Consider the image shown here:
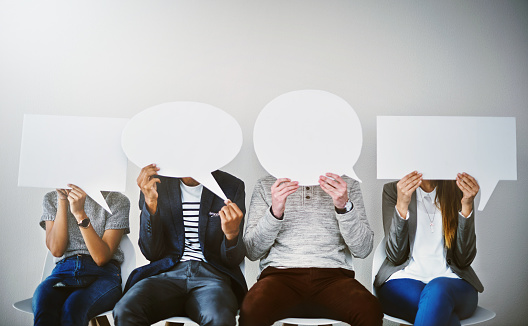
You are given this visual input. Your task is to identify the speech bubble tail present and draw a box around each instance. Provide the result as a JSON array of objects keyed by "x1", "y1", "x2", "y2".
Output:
[
  {"x1": 477, "y1": 178, "x2": 498, "y2": 211},
  {"x1": 194, "y1": 173, "x2": 228, "y2": 201},
  {"x1": 83, "y1": 187, "x2": 112, "y2": 214},
  {"x1": 346, "y1": 170, "x2": 362, "y2": 183}
]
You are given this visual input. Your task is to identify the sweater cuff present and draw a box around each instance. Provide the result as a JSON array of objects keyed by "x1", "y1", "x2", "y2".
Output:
[
  {"x1": 269, "y1": 206, "x2": 284, "y2": 220},
  {"x1": 264, "y1": 207, "x2": 284, "y2": 228}
]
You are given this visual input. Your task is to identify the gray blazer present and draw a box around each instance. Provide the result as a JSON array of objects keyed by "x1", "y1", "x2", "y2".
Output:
[{"x1": 373, "y1": 181, "x2": 484, "y2": 293}]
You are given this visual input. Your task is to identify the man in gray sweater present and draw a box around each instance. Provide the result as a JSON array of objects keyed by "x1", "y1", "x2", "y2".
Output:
[{"x1": 240, "y1": 173, "x2": 382, "y2": 326}]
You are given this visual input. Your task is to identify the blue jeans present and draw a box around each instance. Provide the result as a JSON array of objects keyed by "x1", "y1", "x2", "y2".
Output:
[
  {"x1": 33, "y1": 255, "x2": 122, "y2": 326},
  {"x1": 377, "y1": 277, "x2": 478, "y2": 326},
  {"x1": 113, "y1": 260, "x2": 238, "y2": 326}
]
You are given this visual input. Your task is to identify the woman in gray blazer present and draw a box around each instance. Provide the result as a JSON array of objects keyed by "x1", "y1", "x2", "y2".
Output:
[{"x1": 374, "y1": 171, "x2": 483, "y2": 326}]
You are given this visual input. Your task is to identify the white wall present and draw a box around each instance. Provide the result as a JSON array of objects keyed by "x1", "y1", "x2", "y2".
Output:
[{"x1": 1, "y1": 1, "x2": 527, "y2": 325}]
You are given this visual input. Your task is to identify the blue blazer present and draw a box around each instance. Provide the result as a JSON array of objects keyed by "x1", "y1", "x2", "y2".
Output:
[{"x1": 124, "y1": 170, "x2": 248, "y2": 303}]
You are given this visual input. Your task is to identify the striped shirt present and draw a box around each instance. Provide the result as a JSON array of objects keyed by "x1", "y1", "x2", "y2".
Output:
[{"x1": 180, "y1": 182, "x2": 205, "y2": 262}]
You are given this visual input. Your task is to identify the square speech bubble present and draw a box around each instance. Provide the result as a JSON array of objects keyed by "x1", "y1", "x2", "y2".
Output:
[
  {"x1": 377, "y1": 116, "x2": 517, "y2": 211},
  {"x1": 18, "y1": 114, "x2": 129, "y2": 213}
]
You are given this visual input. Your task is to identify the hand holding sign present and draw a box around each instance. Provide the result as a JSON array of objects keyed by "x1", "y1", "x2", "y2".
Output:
[
  {"x1": 270, "y1": 178, "x2": 299, "y2": 218},
  {"x1": 219, "y1": 199, "x2": 244, "y2": 241},
  {"x1": 136, "y1": 164, "x2": 161, "y2": 214},
  {"x1": 121, "y1": 102, "x2": 243, "y2": 200},
  {"x1": 254, "y1": 90, "x2": 363, "y2": 185}
]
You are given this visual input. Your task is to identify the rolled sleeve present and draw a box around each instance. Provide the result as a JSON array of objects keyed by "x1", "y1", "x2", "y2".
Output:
[
  {"x1": 40, "y1": 191, "x2": 58, "y2": 230},
  {"x1": 104, "y1": 192, "x2": 131, "y2": 234}
]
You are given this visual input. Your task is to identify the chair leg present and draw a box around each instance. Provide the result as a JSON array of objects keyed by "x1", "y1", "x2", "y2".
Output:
[
  {"x1": 88, "y1": 316, "x2": 111, "y2": 326},
  {"x1": 165, "y1": 323, "x2": 184, "y2": 326},
  {"x1": 95, "y1": 316, "x2": 111, "y2": 326}
]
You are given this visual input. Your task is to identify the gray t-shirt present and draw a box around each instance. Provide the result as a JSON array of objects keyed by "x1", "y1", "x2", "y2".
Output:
[{"x1": 40, "y1": 191, "x2": 130, "y2": 264}]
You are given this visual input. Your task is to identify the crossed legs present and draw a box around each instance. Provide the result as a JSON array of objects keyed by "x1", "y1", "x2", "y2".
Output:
[{"x1": 377, "y1": 277, "x2": 478, "y2": 326}]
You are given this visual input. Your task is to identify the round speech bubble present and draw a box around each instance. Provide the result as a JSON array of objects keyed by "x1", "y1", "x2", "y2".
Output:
[
  {"x1": 121, "y1": 102, "x2": 243, "y2": 200},
  {"x1": 253, "y1": 90, "x2": 362, "y2": 185}
]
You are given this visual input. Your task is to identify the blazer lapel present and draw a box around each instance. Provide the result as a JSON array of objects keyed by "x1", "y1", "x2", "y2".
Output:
[
  {"x1": 408, "y1": 192, "x2": 418, "y2": 250},
  {"x1": 198, "y1": 186, "x2": 216, "y2": 251},
  {"x1": 167, "y1": 178, "x2": 184, "y2": 247}
]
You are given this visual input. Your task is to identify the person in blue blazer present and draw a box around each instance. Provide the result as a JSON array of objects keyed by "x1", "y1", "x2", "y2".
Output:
[{"x1": 114, "y1": 164, "x2": 246, "y2": 326}]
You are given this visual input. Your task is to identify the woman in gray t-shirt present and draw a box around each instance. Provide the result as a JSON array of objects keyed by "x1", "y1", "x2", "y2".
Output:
[{"x1": 32, "y1": 184, "x2": 130, "y2": 326}]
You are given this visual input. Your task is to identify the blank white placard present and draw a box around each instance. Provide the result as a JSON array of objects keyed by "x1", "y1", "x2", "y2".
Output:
[
  {"x1": 18, "y1": 114, "x2": 129, "y2": 212},
  {"x1": 377, "y1": 116, "x2": 517, "y2": 210}
]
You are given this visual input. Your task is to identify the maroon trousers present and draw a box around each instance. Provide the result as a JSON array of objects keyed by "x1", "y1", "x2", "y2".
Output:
[{"x1": 239, "y1": 267, "x2": 383, "y2": 326}]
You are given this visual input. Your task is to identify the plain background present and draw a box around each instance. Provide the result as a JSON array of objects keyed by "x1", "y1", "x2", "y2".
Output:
[{"x1": 1, "y1": 1, "x2": 527, "y2": 325}]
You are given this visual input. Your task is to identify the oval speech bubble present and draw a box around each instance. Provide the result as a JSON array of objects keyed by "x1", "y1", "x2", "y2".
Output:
[
  {"x1": 121, "y1": 102, "x2": 243, "y2": 200},
  {"x1": 253, "y1": 90, "x2": 363, "y2": 185}
]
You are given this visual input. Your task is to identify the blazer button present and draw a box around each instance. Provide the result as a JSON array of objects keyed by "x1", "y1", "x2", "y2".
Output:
[{"x1": 447, "y1": 258, "x2": 452, "y2": 265}]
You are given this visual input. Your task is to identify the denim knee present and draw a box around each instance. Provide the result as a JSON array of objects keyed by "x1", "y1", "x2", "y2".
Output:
[
  {"x1": 199, "y1": 307, "x2": 236, "y2": 326},
  {"x1": 112, "y1": 296, "x2": 132, "y2": 323},
  {"x1": 421, "y1": 278, "x2": 456, "y2": 301},
  {"x1": 60, "y1": 309, "x2": 90, "y2": 326}
]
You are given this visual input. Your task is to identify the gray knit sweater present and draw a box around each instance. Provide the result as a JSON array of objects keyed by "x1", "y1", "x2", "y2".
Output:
[
  {"x1": 244, "y1": 175, "x2": 373, "y2": 272},
  {"x1": 40, "y1": 191, "x2": 130, "y2": 263}
]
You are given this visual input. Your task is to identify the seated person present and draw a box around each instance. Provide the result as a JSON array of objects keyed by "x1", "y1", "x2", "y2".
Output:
[
  {"x1": 374, "y1": 171, "x2": 483, "y2": 326},
  {"x1": 240, "y1": 173, "x2": 383, "y2": 326},
  {"x1": 113, "y1": 164, "x2": 246, "y2": 326},
  {"x1": 33, "y1": 184, "x2": 130, "y2": 326}
]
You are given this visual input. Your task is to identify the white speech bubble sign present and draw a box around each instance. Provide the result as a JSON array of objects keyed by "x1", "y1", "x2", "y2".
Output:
[
  {"x1": 121, "y1": 102, "x2": 243, "y2": 200},
  {"x1": 254, "y1": 90, "x2": 362, "y2": 185},
  {"x1": 377, "y1": 116, "x2": 517, "y2": 210},
  {"x1": 18, "y1": 114, "x2": 129, "y2": 213}
]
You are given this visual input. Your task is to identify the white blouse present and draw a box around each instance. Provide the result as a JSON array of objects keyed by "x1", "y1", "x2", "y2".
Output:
[{"x1": 388, "y1": 187, "x2": 462, "y2": 283}]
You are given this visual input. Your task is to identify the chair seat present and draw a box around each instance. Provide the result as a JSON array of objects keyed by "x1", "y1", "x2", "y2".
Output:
[
  {"x1": 383, "y1": 306, "x2": 496, "y2": 325},
  {"x1": 163, "y1": 316, "x2": 197, "y2": 324},
  {"x1": 12, "y1": 298, "x2": 33, "y2": 314},
  {"x1": 460, "y1": 306, "x2": 496, "y2": 326},
  {"x1": 163, "y1": 316, "x2": 342, "y2": 325},
  {"x1": 383, "y1": 314, "x2": 412, "y2": 325},
  {"x1": 278, "y1": 317, "x2": 341, "y2": 324}
]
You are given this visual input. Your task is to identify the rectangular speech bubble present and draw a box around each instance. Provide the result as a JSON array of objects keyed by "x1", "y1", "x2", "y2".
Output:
[
  {"x1": 18, "y1": 114, "x2": 129, "y2": 213},
  {"x1": 377, "y1": 116, "x2": 517, "y2": 211}
]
